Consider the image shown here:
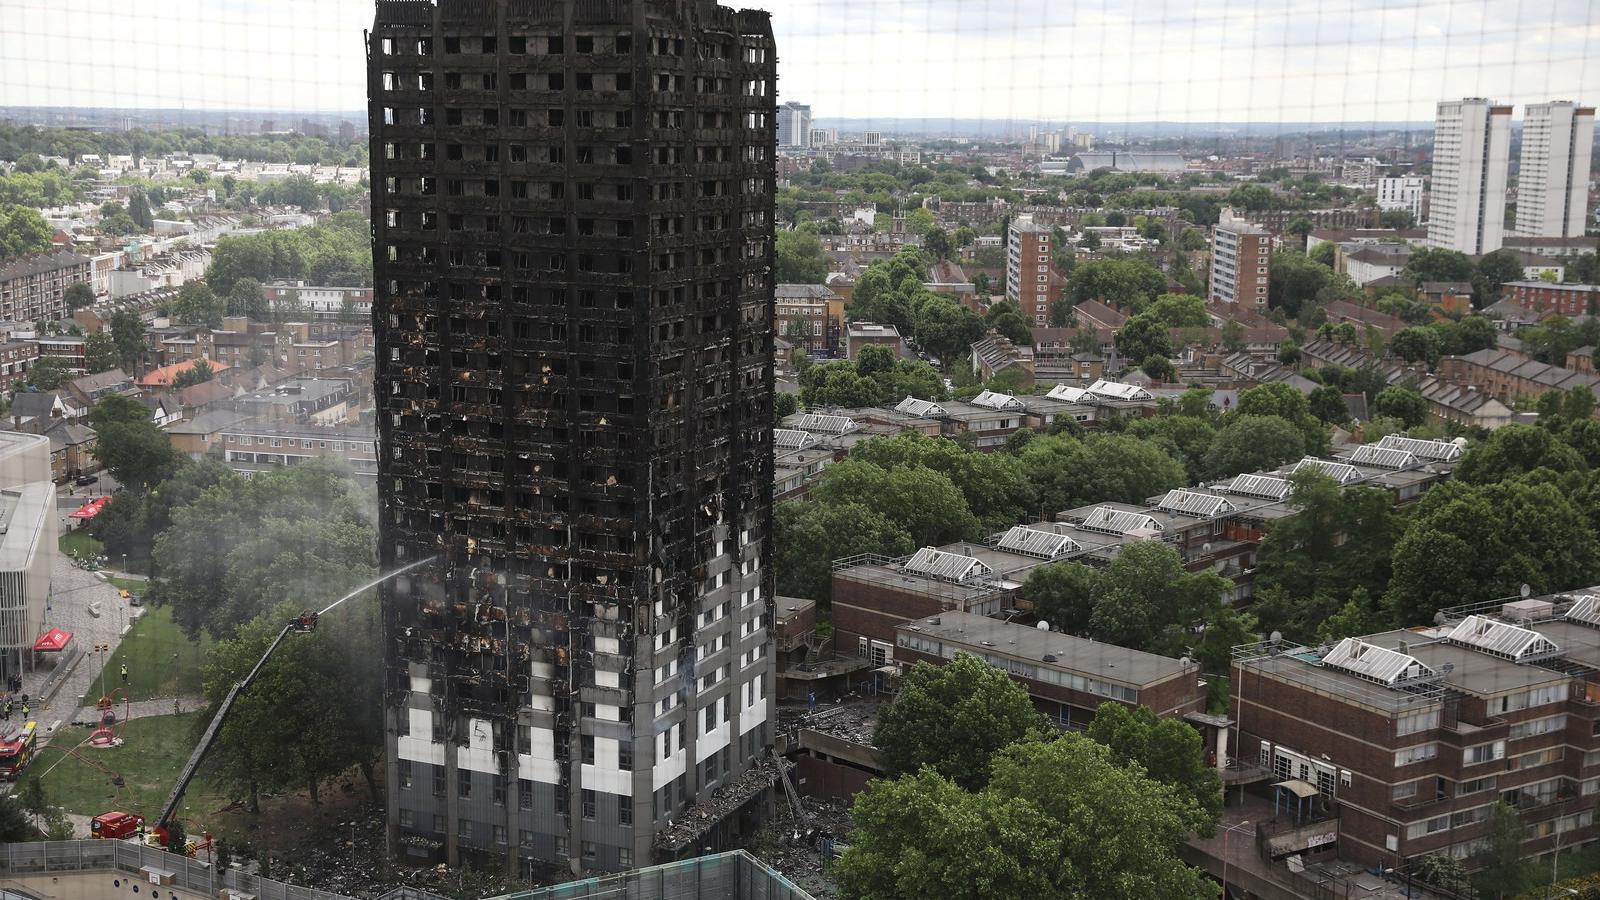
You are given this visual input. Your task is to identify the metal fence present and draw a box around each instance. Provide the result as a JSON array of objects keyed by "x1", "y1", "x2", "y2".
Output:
[
  {"x1": 0, "y1": 843, "x2": 813, "y2": 900},
  {"x1": 484, "y1": 851, "x2": 815, "y2": 900},
  {"x1": 0, "y1": 840, "x2": 362, "y2": 900}
]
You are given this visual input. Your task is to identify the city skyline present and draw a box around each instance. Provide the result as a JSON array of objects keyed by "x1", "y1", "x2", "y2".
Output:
[{"x1": 2, "y1": 0, "x2": 1597, "y2": 124}]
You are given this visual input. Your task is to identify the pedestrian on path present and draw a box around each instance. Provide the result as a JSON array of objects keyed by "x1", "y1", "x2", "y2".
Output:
[
  {"x1": 120, "y1": 663, "x2": 128, "y2": 685},
  {"x1": 20, "y1": 702, "x2": 28, "y2": 720},
  {"x1": 1, "y1": 697, "x2": 9, "y2": 721}
]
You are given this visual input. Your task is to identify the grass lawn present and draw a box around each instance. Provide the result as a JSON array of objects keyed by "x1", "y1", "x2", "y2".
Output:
[
  {"x1": 34, "y1": 714, "x2": 380, "y2": 851},
  {"x1": 32, "y1": 713, "x2": 229, "y2": 828},
  {"x1": 106, "y1": 575, "x2": 148, "y2": 596},
  {"x1": 86, "y1": 606, "x2": 209, "y2": 704},
  {"x1": 58, "y1": 530, "x2": 104, "y2": 560}
]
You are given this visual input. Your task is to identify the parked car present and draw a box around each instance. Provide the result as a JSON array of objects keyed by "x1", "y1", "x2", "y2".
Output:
[{"x1": 74, "y1": 474, "x2": 99, "y2": 486}]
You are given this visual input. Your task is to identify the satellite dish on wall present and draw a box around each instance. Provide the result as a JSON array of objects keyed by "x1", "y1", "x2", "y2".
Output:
[
  {"x1": 1036, "y1": 620, "x2": 1050, "y2": 631},
  {"x1": 1201, "y1": 543, "x2": 1213, "y2": 554},
  {"x1": 1434, "y1": 611, "x2": 1448, "y2": 626},
  {"x1": 1269, "y1": 630, "x2": 1283, "y2": 643},
  {"x1": 1521, "y1": 583, "x2": 1532, "y2": 599}
]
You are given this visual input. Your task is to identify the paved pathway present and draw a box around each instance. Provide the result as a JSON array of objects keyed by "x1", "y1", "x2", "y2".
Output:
[
  {"x1": 72, "y1": 696, "x2": 205, "y2": 726},
  {"x1": 17, "y1": 554, "x2": 138, "y2": 719}
]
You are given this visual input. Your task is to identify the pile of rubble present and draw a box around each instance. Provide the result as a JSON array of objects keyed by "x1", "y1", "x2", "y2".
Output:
[
  {"x1": 655, "y1": 755, "x2": 786, "y2": 853},
  {"x1": 782, "y1": 699, "x2": 880, "y2": 747},
  {"x1": 751, "y1": 796, "x2": 853, "y2": 900}
]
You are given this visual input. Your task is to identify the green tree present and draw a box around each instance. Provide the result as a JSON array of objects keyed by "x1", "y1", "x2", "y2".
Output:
[
  {"x1": 875, "y1": 654, "x2": 1042, "y2": 789},
  {"x1": 226, "y1": 277, "x2": 269, "y2": 320},
  {"x1": 905, "y1": 208, "x2": 936, "y2": 236},
  {"x1": 0, "y1": 791, "x2": 32, "y2": 841},
  {"x1": 1472, "y1": 803, "x2": 1533, "y2": 899},
  {"x1": 1386, "y1": 479, "x2": 1600, "y2": 626},
  {"x1": 774, "y1": 500, "x2": 914, "y2": 605},
  {"x1": 1453, "y1": 424, "x2": 1585, "y2": 485},
  {"x1": 1235, "y1": 381, "x2": 1329, "y2": 453},
  {"x1": 1145, "y1": 293, "x2": 1209, "y2": 328},
  {"x1": 128, "y1": 190, "x2": 154, "y2": 229},
  {"x1": 914, "y1": 299, "x2": 986, "y2": 366},
  {"x1": 202, "y1": 595, "x2": 384, "y2": 809},
  {"x1": 1114, "y1": 313, "x2": 1173, "y2": 363},
  {"x1": 25, "y1": 356, "x2": 71, "y2": 390},
  {"x1": 1307, "y1": 384, "x2": 1350, "y2": 425},
  {"x1": 1220, "y1": 319, "x2": 1247, "y2": 353},
  {"x1": 1022, "y1": 562, "x2": 1099, "y2": 631},
  {"x1": 171, "y1": 282, "x2": 225, "y2": 327},
  {"x1": 1087, "y1": 702, "x2": 1222, "y2": 829},
  {"x1": 849, "y1": 432, "x2": 1034, "y2": 532},
  {"x1": 1317, "y1": 588, "x2": 1384, "y2": 644},
  {"x1": 92, "y1": 414, "x2": 183, "y2": 489},
  {"x1": 1372, "y1": 386, "x2": 1428, "y2": 427},
  {"x1": 1065, "y1": 257, "x2": 1167, "y2": 311},
  {"x1": 172, "y1": 359, "x2": 216, "y2": 389},
  {"x1": 1141, "y1": 354, "x2": 1176, "y2": 383},
  {"x1": 773, "y1": 392, "x2": 800, "y2": 420},
  {"x1": 985, "y1": 301, "x2": 1033, "y2": 347},
  {"x1": 110, "y1": 310, "x2": 146, "y2": 372},
  {"x1": 1378, "y1": 208, "x2": 1416, "y2": 230},
  {"x1": 1404, "y1": 246, "x2": 1474, "y2": 284},
  {"x1": 88, "y1": 393, "x2": 150, "y2": 428},
  {"x1": 147, "y1": 461, "x2": 376, "y2": 638},
  {"x1": 810, "y1": 459, "x2": 978, "y2": 547},
  {"x1": 776, "y1": 229, "x2": 829, "y2": 284},
  {"x1": 0, "y1": 205, "x2": 52, "y2": 260},
  {"x1": 1390, "y1": 327, "x2": 1442, "y2": 368},
  {"x1": 1126, "y1": 415, "x2": 1218, "y2": 482},
  {"x1": 1472, "y1": 249, "x2": 1526, "y2": 306},
  {"x1": 1268, "y1": 250, "x2": 1331, "y2": 317},
  {"x1": 923, "y1": 228, "x2": 952, "y2": 261},
  {"x1": 17, "y1": 776, "x2": 46, "y2": 828},
  {"x1": 64, "y1": 282, "x2": 96, "y2": 311},
  {"x1": 1253, "y1": 472, "x2": 1398, "y2": 640},
  {"x1": 1019, "y1": 433, "x2": 1186, "y2": 513},
  {"x1": 835, "y1": 737, "x2": 1213, "y2": 900},
  {"x1": 1226, "y1": 184, "x2": 1276, "y2": 211},
  {"x1": 1204, "y1": 415, "x2": 1306, "y2": 478},
  {"x1": 1085, "y1": 540, "x2": 1235, "y2": 660}
]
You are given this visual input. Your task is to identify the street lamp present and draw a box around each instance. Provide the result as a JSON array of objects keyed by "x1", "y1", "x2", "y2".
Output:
[
  {"x1": 1220, "y1": 819, "x2": 1252, "y2": 900},
  {"x1": 94, "y1": 642, "x2": 111, "y2": 701}
]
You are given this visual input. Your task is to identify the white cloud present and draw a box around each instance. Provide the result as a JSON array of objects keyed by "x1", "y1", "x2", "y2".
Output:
[{"x1": 0, "y1": 0, "x2": 1594, "y2": 123}]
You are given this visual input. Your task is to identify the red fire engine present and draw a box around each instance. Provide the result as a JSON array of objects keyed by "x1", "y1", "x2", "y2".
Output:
[
  {"x1": 0, "y1": 722, "x2": 36, "y2": 781},
  {"x1": 91, "y1": 811, "x2": 143, "y2": 840}
]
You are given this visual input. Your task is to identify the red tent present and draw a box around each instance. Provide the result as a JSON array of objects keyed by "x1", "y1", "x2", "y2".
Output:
[
  {"x1": 69, "y1": 497, "x2": 111, "y2": 520},
  {"x1": 33, "y1": 629, "x2": 72, "y2": 652}
]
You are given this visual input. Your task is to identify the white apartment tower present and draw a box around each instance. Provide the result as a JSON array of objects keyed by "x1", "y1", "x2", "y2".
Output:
[
  {"x1": 1516, "y1": 101, "x2": 1595, "y2": 238},
  {"x1": 778, "y1": 101, "x2": 812, "y2": 149},
  {"x1": 1427, "y1": 98, "x2": 1512, "y2": 254},
  {"x1": 1376, "y1": 175, "x2": 1425, "y2": 224}
]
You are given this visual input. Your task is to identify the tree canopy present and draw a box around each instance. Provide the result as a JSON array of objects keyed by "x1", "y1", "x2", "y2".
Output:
[
  {"x1": 835, "y1": 736, "x2": 1213, "y2": 900},
  {"x1": 776, "y1": 229, "x2": 829, "y2": 284},
  {"x1": 874, "y1": 654, "x2": 1043, "y2": 790},
  {"x1": 148, "y1": 461, "x2": 378, "y2": 639}
]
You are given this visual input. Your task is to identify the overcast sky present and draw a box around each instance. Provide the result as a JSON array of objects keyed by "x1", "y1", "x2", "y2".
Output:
[{"x1": 1, "y1": 0, "x2": 1596, "y2": 124}]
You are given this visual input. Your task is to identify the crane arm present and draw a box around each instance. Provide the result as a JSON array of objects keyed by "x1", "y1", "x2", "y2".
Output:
[{"x1": 155, "y1": 621, "x2": 295, "y2": 831}]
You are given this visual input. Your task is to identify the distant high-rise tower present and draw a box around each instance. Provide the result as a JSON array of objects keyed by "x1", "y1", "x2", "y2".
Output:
[
  {"x1": 1427, "y1": 98, "x2": 1512, "y2": 254},
  {"x1": 1208, "y1": 207, "x2": 1272, "y2": 310},
  {"x1": 1516, "y1": 101, "x2": 1595, "y2": 238},
  {"x1": 368, "y1": 0, "x2": 777, "y2": 877},
  {"x1": 777, "y1": 101, "x2": 811, "y2": 149}
]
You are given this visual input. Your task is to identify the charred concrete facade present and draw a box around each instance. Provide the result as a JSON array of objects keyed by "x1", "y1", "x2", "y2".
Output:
[{"x1": 367, "y1": 0, "x2": 778, "y2": 877}]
